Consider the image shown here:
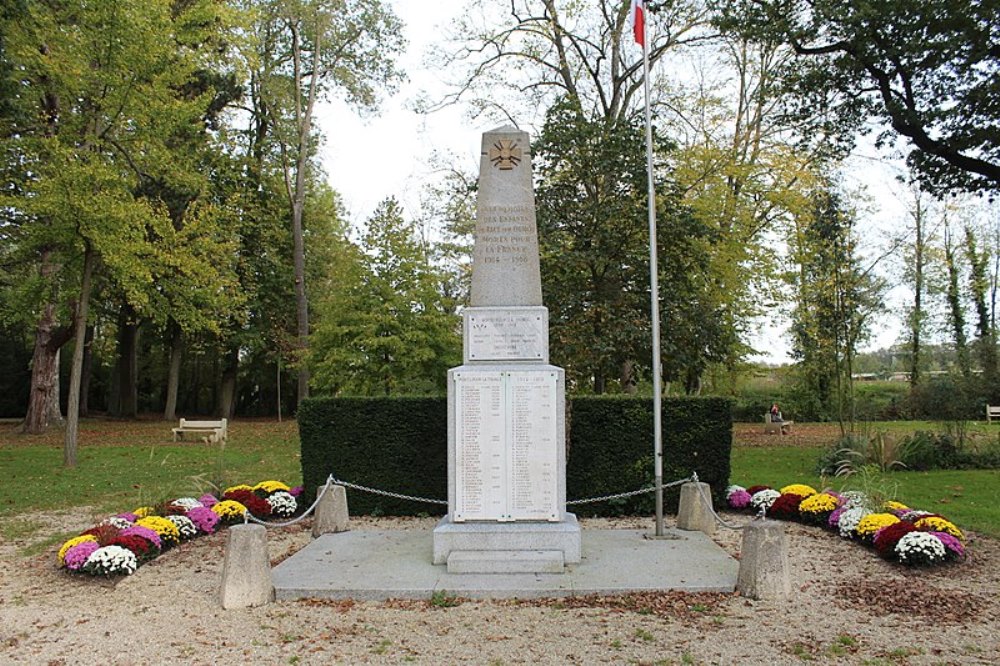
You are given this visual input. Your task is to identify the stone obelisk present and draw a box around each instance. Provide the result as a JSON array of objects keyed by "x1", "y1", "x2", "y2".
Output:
[{"x1": 432, "y1": 126, "x2": 581, "y2": 573}]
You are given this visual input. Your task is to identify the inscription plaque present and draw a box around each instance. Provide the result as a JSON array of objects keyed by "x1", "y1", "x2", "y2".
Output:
[
  {"x1": 467, "y1": 311, "x2": 546, "y2": 361},
  {"x1": 453, "y1": 370, "x2": 559, "y2": 522}
]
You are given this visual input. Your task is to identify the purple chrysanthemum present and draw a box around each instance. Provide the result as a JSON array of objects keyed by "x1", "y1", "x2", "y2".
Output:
[
  {"x1": 930, "y1": 531, "x2": 965, "y2": 559},
  {"x1": 198, "y1": 493, "x2": 218, "y2": 508},
  {"x1": 186, "y1": 506, "x2": 221, "y2": 534},
  {"x1": 289, "y1": 485, "x2": 303, "y2": 497},
  {"x1": 120, "y1": 525, "x2": 162, "y2": 549},
  {"x1": 117, "y1": 512, "x2": 138, "y2": 523},
  {"x1": 64, "y1": 541, "x2": 101, "y2": 571},
  {"x1": 828, "y1": 507, "x2": 846, "y2": 530},
  {"x1": 728, "y1": 489, "x2": 752, "y2": 509}
]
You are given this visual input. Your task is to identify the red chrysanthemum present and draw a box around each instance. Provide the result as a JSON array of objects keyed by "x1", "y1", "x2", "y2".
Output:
[
  {"x1": 767, "y1": 493, "x2": 806, "y2": 520},
  {"x1": 224, "y1": 489, "x2": 272, "y2": 518},
  {"x1": 746, "y1": 485, "x2": 772, "y2": 496},
  {"x1": 873, "y1": 521, "x2": 918, "y2": 558},
  {"x1": 108, "y1": 534, "x2": 159, "y2": 563},
  {"x1": 81, "y1": 524, "x2": 121, "y2": 546}
]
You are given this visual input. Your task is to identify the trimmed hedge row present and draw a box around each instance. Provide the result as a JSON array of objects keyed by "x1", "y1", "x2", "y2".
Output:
[{"x1": 299, "y1": 395, "x2": 732, "y2": 517}]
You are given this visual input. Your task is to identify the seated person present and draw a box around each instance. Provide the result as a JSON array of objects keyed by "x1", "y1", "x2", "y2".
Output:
[{"x1": 769, "y1": 403, "x2": 783, "y2": 422}]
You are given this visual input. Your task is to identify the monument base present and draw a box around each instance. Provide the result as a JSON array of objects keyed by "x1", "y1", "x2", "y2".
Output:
[{"x1": 432, "y1": 513, "x2": 582, "y2": 572}]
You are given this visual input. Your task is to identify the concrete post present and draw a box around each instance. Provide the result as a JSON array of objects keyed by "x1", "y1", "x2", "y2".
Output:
[
  {"x1": 312, "y1": 484, "x2": 349, "y2": 538},
  {"x1": 219, "y1": 523, "x2": 273, "y2": 609},
  {"x1": 676, "y1": 482, "x2": 716, "y2": 536},
  {"x1": 737, "y1": 519, "x2": 791, "y2": 600}
]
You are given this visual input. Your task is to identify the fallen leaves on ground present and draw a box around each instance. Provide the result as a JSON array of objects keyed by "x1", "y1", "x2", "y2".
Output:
[{"x1": 832, "y1": 578, "x2": 987, "y2": 623}]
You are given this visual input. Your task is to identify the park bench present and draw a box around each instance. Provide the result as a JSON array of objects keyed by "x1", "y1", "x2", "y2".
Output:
[
  {"x1": 763, "y1": 413, "x2": 793, "y2": 435},
  {"x1": 988, "y1": 405, "x2": 1000, "y2": 423},
  {"x1": 172, "y1": 418, "x2": 227, "y2": 443}
]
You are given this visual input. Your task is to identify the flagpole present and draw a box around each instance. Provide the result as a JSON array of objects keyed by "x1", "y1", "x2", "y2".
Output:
[{"x1": 639, "y1": 6, "x2": 664, "y2": 537}]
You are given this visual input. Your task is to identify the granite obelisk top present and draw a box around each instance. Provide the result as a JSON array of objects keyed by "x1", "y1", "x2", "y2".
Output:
[{"x1": 469, "y1": 125, "x2": 543, "y2": 307}]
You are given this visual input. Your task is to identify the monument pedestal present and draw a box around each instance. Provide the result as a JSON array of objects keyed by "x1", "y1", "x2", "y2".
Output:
[
  {"x1": 433, "y1": 514, "x2": 582, "y2": 572},
  {"x1": 433, "y1": 126, "x2": 581, "y2": 574}
]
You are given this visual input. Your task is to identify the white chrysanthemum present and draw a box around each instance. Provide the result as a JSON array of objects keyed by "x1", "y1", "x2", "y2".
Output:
[
  {"x1": 725, "y1": 484, "x2": 746, "y2": 499},
  {"x1": 100, "y1": 516, "x2": 133, "y2": 530},
  {"x1": 839, "y1": 491, "x2": 871, "y2": 510},
  {"x1": 165, "y1": 515, "x2": 198, "y2": 540},
  {"x1": 170, "y1": 497, "x2": 203, "y2": 511},
  {"x1": 83, "y1": 545, "x2": 138, "y2": 575},
  {"x1": 900, "y1": 509, "x2": 933, "y2": 522},
  {"x1": 837, "y1": 507, "x2": 868, "y2": 538},
  {"x1": 750, "y1": 489, "x2": 780, "y2": 512},
  {"x1": 266, "y1": 491, "x2": 297, "y2": 517},
  {"x1": 895, "y1": 532, "x2": 946, "y2": 564}
]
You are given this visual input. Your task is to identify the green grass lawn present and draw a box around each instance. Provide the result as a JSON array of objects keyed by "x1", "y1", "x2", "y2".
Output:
[
  {"x1": 731, "y1": 445, "x2": 1000, "y2": 537},
  {"x1": 0, "y1": 419, "x2": 302, "y2": 518}
]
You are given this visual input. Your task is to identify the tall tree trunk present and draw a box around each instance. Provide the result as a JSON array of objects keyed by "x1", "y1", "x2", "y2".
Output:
[
  {"x1": 79, "y1": 325, "x2": 94, "y2": 417},
  {"x1": 908, "y1": 195, "x2": 925, "y2": 387},
  {"x1": 22, "y1": 253, "x2": 72, "y2": 433},
  {"x1": 46, "y1": 347, "x2": 65, "y2": 424},
  {"x1": 112, "y1": 305, "x2": 140, "y2": 417},
  {"x1": 164, "y1": 322, "x2": 182, "y2": 421},
  {"x1": 944, "y1": 223, "x2": 971, "y2": 377},
  {"x1": 620, "y1": 360, "x2": 636, "y2": 394},
  {"x1": 216, "y1": 347, "x2": 238, "y2": 419},
  {"x1": 65, "y1": 247, "x2": 96, "y2": 467}
]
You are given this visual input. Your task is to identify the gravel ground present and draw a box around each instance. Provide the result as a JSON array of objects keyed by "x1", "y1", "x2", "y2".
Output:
[{"x1": 1, "y1": 511, "x2": 998, "y2": 665}]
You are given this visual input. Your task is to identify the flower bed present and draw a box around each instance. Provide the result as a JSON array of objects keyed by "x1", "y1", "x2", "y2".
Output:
[
  {"x1": 726, "y1": 483, "x2": 966, "y2": 566},
  {"x1": 57, "y1": 481, "x2": 303, "y2": 577}
]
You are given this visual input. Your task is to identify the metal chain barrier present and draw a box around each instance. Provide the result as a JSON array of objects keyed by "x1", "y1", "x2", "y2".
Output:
[
  {"x1": 243, "y1": 474, "x2": 338, "y2": 528},
  {"x1": 689, "y1": 471, "x2": 747, "y2": 531},
  {"x1": 565, "y1": 474, "x2": 695, "y2": 506},
  {"x1": 243, "y1": 472, "x2": 709, "y2": 526}
]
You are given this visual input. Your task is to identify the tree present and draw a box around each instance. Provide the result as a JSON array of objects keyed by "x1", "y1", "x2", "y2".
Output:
[
  {"x1": 311, "y1": 198, "x2": 461, "y2": 395},
  {"x1": 713, "y1": 0, "x2": 1000, "y2": 195},
  {"x1": 788, "y1": 184, "x2": 885, "y2": 427},
  {"x1": 964, "y1": 226, "x2": 998, "y2": 387},
  {"x1": 3, "y1": 0, "x2": 238, "y2": 462},
  {"x1": 942, "y1": 219, "x2": 972, "y2": 377},
  {"x1": 436, "y1": 0, "x2": 712, "y2": 126},
  {"x1": 252, "y1": 0, "x2": 405, "y2": 403}
]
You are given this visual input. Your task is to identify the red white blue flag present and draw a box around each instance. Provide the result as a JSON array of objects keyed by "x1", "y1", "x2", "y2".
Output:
[{"x1": 629, "y1": 0, "x2": 646, "y2": 47}]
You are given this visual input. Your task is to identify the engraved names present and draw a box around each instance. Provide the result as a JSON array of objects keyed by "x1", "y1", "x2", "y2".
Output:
[{"x1": 453, "y1": 370, "x2": 559, "y2": 522}]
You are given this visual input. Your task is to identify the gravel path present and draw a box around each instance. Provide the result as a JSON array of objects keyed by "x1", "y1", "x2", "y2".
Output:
[{"x1": 1, "y1": 512, "x2": 998, "y2": 665}]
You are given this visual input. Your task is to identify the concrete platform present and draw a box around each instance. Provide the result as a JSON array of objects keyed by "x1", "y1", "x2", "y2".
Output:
[{"x1": 272, "y1": 529, "x2": 737, "y2": 601}]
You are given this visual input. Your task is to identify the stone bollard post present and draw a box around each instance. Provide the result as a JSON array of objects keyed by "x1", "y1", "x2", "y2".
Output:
[
  {"x1": 737, "y1": 519, "x2": 791, "y2": 600},
  {"x1": 311, "y1": 484, "x2": 349, "y2": 538},
  {"x1": 219, "y1": 523, "x2": 273, "y2": 609},
  {"x1": 676, "y1": 482, "x2": 716, "y2": 536}
]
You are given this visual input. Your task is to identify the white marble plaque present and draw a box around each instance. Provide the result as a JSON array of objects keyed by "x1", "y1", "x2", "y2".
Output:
[
  {"x1": 467, "y1": 310, "x2": 546, "y2": 361},
  {"x1": 454, "y1": 373, "x2": 507, "y2": 521},
  {"x1": 508, "y1": 371, "x2": 559, "y2": 520},
  {"x1": 453, "y1": 370, "x2": 559, "y2": 522}
]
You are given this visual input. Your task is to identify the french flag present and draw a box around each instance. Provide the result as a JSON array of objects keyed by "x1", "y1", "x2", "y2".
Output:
[{"x1": 629, "y1": 0, "x2": 646, "y2": 47}]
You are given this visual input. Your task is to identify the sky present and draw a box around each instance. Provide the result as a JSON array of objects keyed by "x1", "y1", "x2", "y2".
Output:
[{"x1": 313, "y1": 1, "x2": 911, "y2": 365}]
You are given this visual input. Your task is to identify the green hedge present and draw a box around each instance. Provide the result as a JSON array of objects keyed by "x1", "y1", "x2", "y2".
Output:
[{"x1": 299, "y1": 395, "x2": 732, "y2": 516}]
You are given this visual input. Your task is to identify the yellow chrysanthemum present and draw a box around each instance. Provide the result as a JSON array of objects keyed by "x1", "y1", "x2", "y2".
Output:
[
  {"x1": 212, "y1": 499, "x2": 248, "y2": 519},
  {"x1": 253, "y1": 480, "x2": 290, "y2": 494},
  {"x1": 132, "y1": 506, "x2": 156, "y2": 518},
  {"x1": 799, "y1": 493, "x2": 838, "y2": 514},
  {"x1": 856, "y1": 512, "x2": 900, "y2": 537},
  {"x1": 779, "y1": 484, "x2": 817, "y2": 498},
  {"x1": 223, "y1": 484, "x2": 254, "y2": 496},
  {"x1": 883, "y1": 500, "x2": 909, "y2": 512},
  {"x1": 136, "y1": 516, "x2": 181, "y2": 540},
  {"x1": 914, "y1": 516, "x2": 964, "y2": 540},
  {"x1": 58, "y1": 534, "x2": 98, "y2": 565}
]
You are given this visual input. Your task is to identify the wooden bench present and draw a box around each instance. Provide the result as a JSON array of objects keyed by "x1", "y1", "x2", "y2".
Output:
[
  {"x1": 764, "y1": 413, "x2": 793, "y2": 435},
  {"x1": 172, "y1": 418, "x2": 227, "y2": 443},
  {"x1": 988, "y1": 405, "x2": 1000, "y2": 423}
]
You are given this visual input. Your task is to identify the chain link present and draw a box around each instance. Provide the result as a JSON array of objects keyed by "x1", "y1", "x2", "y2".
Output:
[
  {"x1": 244, "y1": 473, "x2": 709, "y2": 526},
  {"x1": 691, "y1": 476, "x2": 747, "y2": 531},
  {"x1": 243, "y1": 474, "x2": 339, "y2": 528}
]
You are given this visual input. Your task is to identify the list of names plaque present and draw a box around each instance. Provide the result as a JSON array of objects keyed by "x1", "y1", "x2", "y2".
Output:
[
  {"x1": 467, "y1": 310, "x2": 546, "y2": 361},
  {"x1": 453, "y1": 370, "x2": 558, "y2": 522}
]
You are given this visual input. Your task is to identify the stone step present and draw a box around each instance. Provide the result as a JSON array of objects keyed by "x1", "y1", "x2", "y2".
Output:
[{"x1": 447, "y1": 549, "x2": 565, "y2": 574}]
